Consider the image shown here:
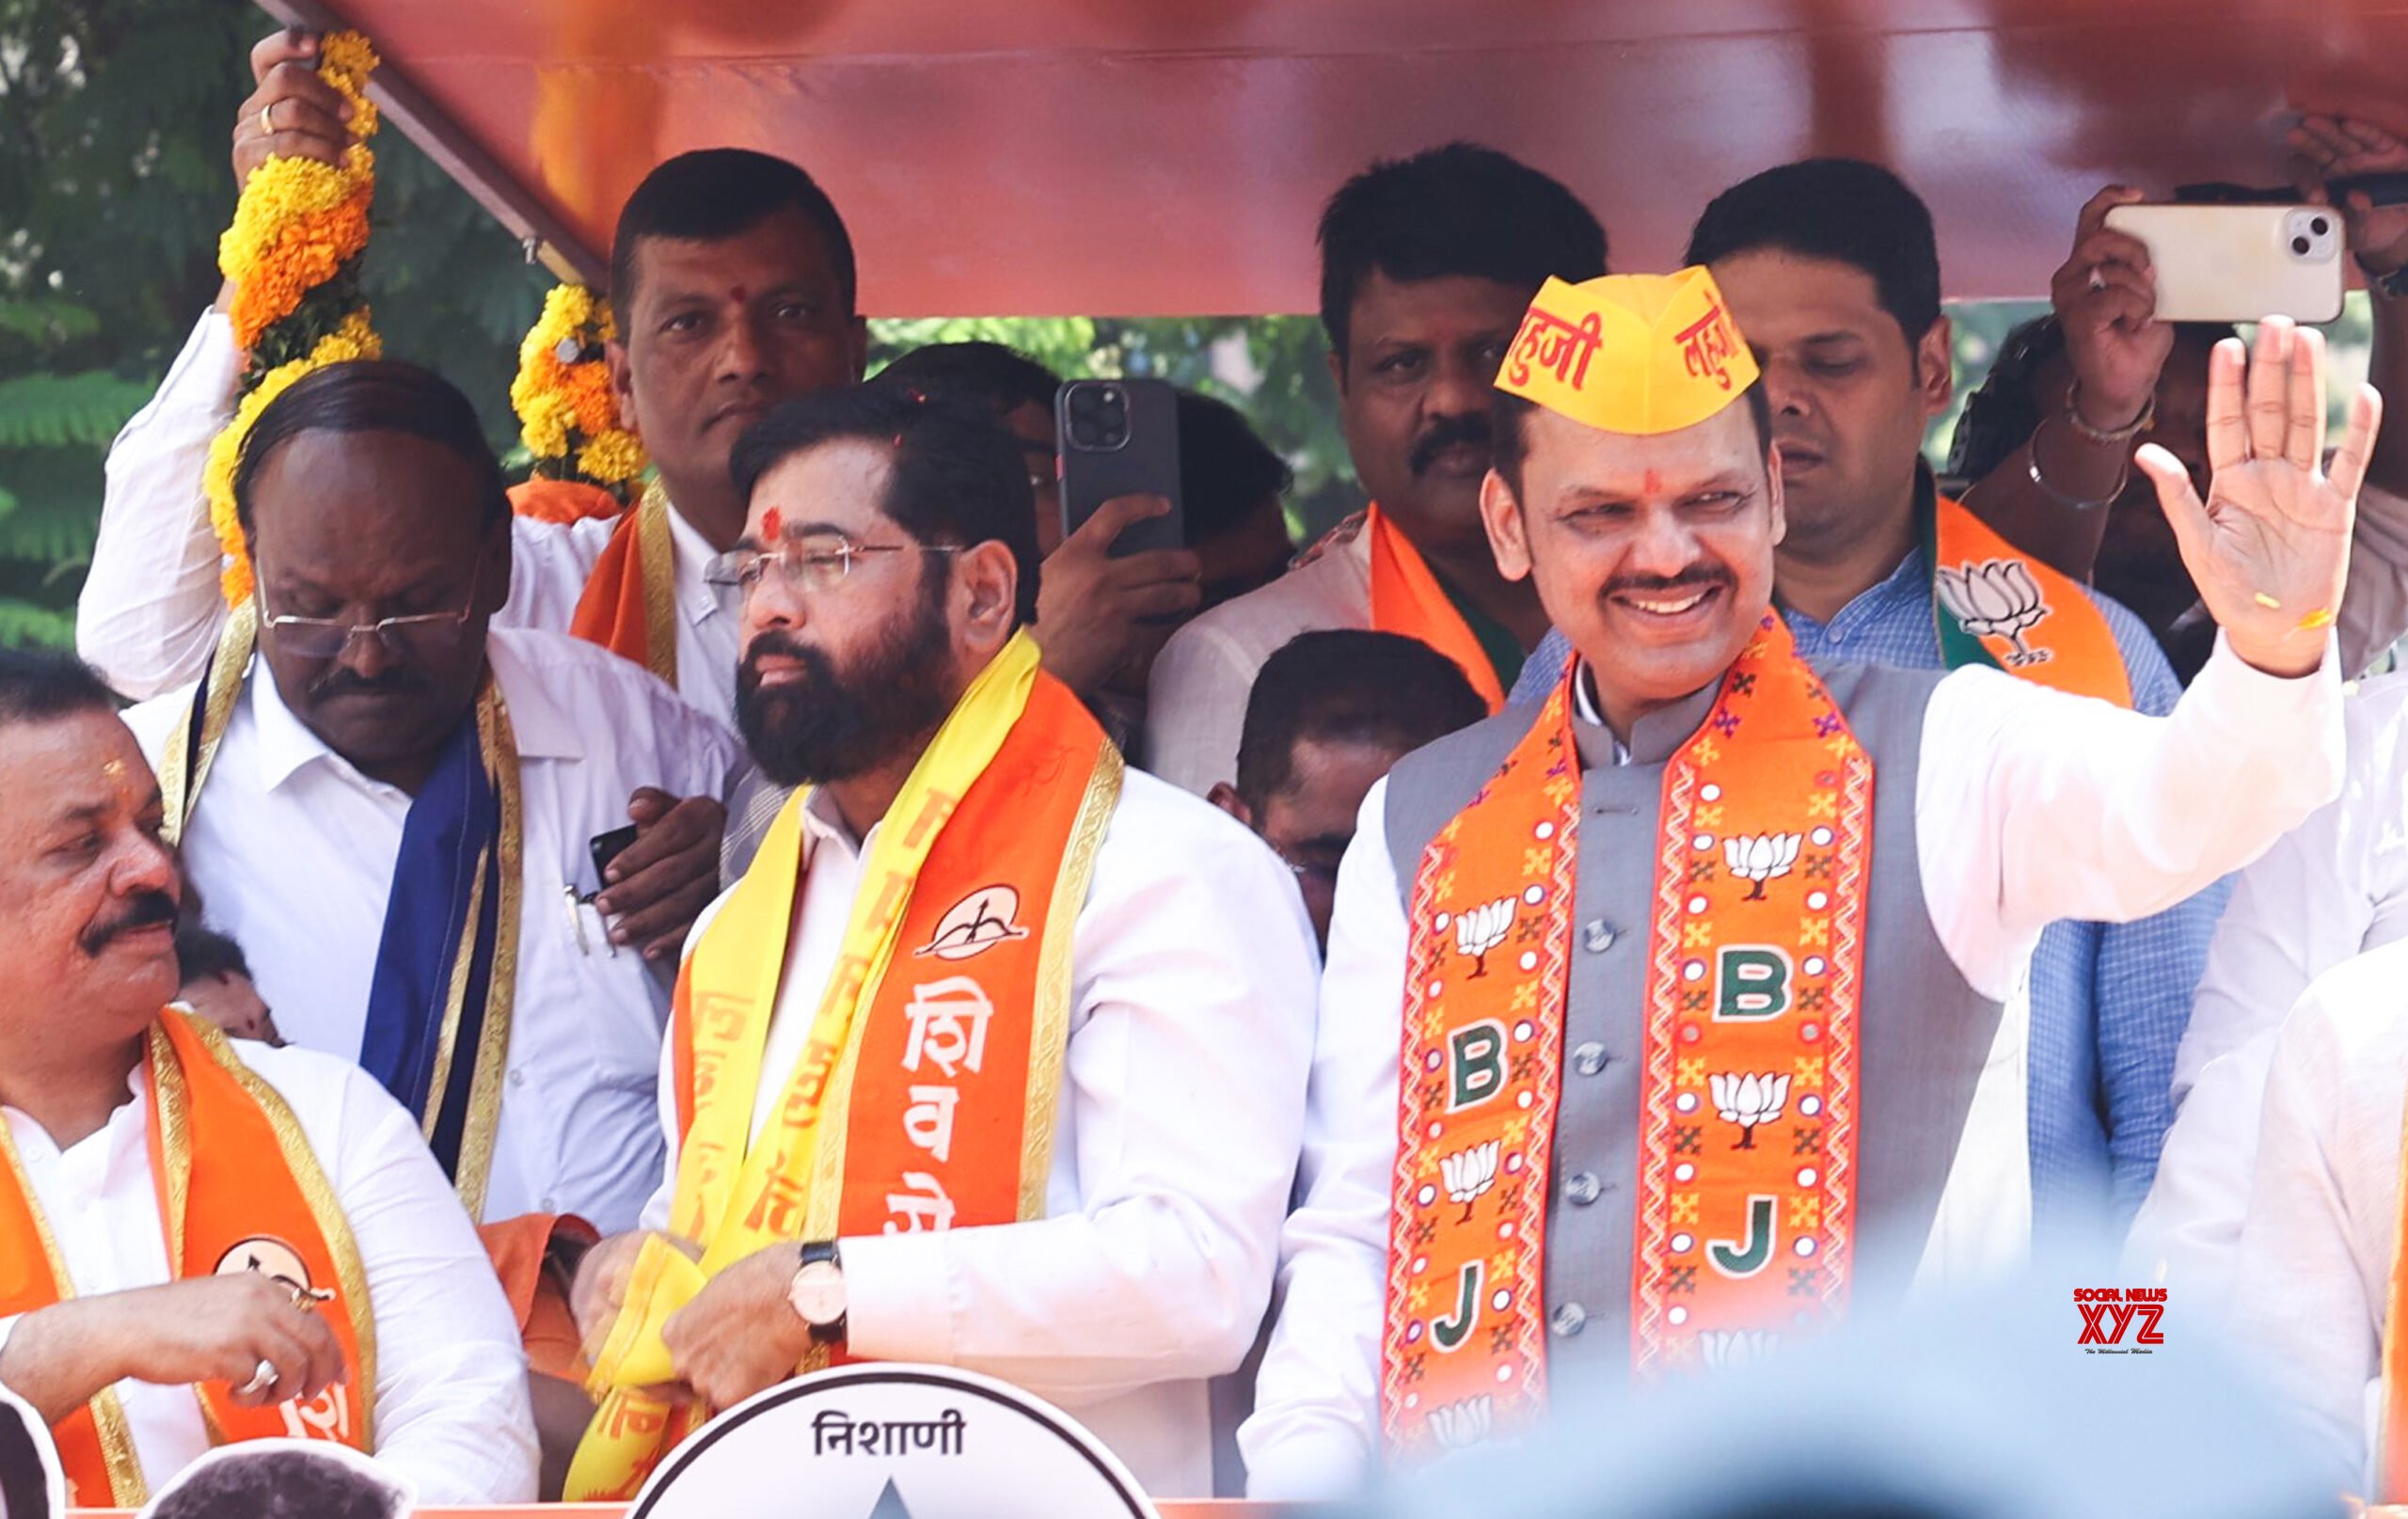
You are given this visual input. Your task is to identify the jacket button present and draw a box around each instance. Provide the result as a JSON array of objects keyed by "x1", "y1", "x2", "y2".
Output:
[
  {"x1": 1583, "y1": 921, "x2": 1617, "y2": 954},
  {"x1": 1563, "y1": 1171, "x2": 1602, "y2": 1206},
  {"x1": 1571, "y1": 1042, "x2": 1608, "y2": 1077},
  {"x1": 1550, "y1": 1302, "x2": 1587, "y2": 1337}
]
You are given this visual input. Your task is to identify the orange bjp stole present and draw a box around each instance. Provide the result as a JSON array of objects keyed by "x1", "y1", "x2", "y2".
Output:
[
  {"x1": 1364, "y1": 503, "x2": 1509, "y2": 713},
  {"x1": 0, "y1": 1013, "x2": 372, "y2": 1506},
  {"x1": 1383, "y1": 614, "x2": 1870, "y2": 1460}
]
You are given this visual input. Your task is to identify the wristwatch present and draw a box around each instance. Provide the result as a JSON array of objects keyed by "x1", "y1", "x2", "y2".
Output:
[{"x1": 788, "y1": 1241, "x2": 848, "y2": 1346}]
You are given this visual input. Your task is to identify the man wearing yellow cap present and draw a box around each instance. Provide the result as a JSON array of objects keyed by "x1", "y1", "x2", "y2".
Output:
[{"x1": 1238, "y1": 266, "x2": 2377, "y2": 1497}]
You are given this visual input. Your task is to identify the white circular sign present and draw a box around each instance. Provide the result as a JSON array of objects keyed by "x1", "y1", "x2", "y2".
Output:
[{"x1": 627, "y1": 1364, "x2": 1160, "y2": 1519}]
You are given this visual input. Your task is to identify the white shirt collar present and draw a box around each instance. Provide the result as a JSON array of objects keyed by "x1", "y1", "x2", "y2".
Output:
[
  {"x1": 1568, "y1": 658, "x2": 1631, "y2": 766},
  {"x1": 243, "y1": 630, "x2": 581, "y2": 793},
  {"x1": 663, "y1": 500, "x2": 724, "y2": 629}
]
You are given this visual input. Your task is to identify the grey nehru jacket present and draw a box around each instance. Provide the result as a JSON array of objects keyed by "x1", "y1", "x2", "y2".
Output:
[{"x1": 1379, "y1": 660, "x2": 2003, "y2": 1398}]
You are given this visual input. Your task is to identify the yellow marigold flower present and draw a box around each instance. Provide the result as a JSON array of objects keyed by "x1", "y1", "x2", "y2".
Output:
[
  {"x1": 578, "y1": 429, "x2": 649, "y2": 485},
  {"x1": 520, "y1": 394, "x2": 573, "y2": 460}
]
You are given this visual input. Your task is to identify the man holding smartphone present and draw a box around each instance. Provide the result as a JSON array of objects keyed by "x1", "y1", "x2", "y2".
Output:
[{"x1": 1143, "y1": 143, "x2": 1608, "y2": 796}]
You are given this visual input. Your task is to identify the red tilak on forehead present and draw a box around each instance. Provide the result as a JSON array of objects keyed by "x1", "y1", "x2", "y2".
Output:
[
  {"x1": 761, "y1": 506, "x2": 784, "y2": 540},
  {"x1": 729, "y1": 285, "x2": 750, "y2": 305},
  {"x1": 1643, "y1": 468, "x2": 1662, "y2": 497}
]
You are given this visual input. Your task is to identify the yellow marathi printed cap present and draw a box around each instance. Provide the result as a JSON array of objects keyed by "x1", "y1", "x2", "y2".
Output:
[{"x1": 1494, "y1": 268, "x2": 1761, "y2": 436}]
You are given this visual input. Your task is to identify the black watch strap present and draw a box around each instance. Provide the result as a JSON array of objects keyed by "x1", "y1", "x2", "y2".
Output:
[{"x1": 798, "y1": 1240, "x2": 846, "y2": 1345}]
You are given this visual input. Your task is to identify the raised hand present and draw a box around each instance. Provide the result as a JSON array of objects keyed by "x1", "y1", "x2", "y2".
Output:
[
  {"x1": 231, "y1": 30, "x2": 355, "y2": 188},
  {"x1": 2052, "y1": 185, "x2": 2175, "y2": 432},
  {"x1": 1032, "y1": 494, "x2": 1202, "y2": 695},
  {"x1": 2136, "y1": 318, "x2": 2380, "y2": 677},
  {"x1": 2291, "y1": 114, "x2": 2408, "y2": 282}
]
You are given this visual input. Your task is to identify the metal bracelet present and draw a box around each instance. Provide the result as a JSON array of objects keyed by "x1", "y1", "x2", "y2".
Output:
[
  {"x1": 2063, "y1": 379, "x2": 2156, "y2": 446},
  {"x1": 2024, "y1": 417, "x2": 2125, "y2": 512}
]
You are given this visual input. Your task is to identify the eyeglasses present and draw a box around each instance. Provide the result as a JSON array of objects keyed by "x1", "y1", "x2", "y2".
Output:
[
  {"x1": 704, "y1": 537, "x2": 964, "y2": 608},
  {"x1": 258, "y1": 569, "x2": 481, "y2": 660},
  {"x1": 1274, "y1": 845, "x2": 1346, "y2": 894}
]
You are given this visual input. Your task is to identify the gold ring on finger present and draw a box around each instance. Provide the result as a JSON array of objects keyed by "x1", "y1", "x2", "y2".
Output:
[
  {"x1": 260, "y1": 101, "x2": 277, "y2": 138},
  {"x1": 290, "y1": 1283, "x2": 335, "y2": 1313},
  {"x1": 237, "y1": 1358, "x2": 277, "y2": 1397}
]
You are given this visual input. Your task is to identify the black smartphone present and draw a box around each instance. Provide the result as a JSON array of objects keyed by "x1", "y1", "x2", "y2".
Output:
[
  {"x1": 1056, "y1": 377, "x2": 1184, "y2": 556},
  {"x1": 589, "y1": 824, "x2": 640, "y2": 887}
]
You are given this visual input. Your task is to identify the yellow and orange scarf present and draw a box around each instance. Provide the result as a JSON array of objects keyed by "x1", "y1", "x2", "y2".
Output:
[
  {"x1": 566, "y1": 632, "x2": 1119, "y2": 1498},
  {"x1": 1383, "y1": 614, "x2": 1871, "y2": 1460},
  {"x1": 1363, "y1": 504, "x2": 1509, "y2": 714},
  {"x1": 0, "y1": 1012, "x2": 373, "y2": 1507}
]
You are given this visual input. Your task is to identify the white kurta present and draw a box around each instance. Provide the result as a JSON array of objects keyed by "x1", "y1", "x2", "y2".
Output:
[
  {"x1": 645, "y1": 767, "x2": 1323, "y2": 1498},
  {"x1": 1141, "y1": 523, "x2": 1369, "y2": 795},
  {"x1": 120, "y1": 627, "x2": 743, "y2": 1232},
  {"x1": 1240, "y1": 635, "x2": 2345, "y2": 1500},
  {"x1": 0, "y1": 1038, "x2": 536, "y2": 1503},
  {"x1": 2227, "y1": 937, "x2": 2408, "y2": 1494},
  {"x1": 78, "y1": 312, "x2": 741, "y2": 720},
  {"x1": 2128, "y1": 673, "x2": 2408, "y2": 1311}
]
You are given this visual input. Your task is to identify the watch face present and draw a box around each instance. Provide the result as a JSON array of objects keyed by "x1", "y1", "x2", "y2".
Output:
[{"x1": 789, "y1": 1260, "x2": 846, "y2": 1325}]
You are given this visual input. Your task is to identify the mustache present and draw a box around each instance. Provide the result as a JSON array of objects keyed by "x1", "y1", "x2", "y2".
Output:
[
  {"x1": 739, "y1": 631, "x2": 831, "y2": 683},
  {"x1": 309, "y1": 667, "x2": 428, "y2": 702},
  {"x1": 81, "y1": 890, "x2": 177, "y2": 955},
  {"x1": 1604, "y1": 567, "x2": 1735, "y2": 599},
  {"x1": 1408, "y1": 414, "x2": 1492, "y2": 477}
]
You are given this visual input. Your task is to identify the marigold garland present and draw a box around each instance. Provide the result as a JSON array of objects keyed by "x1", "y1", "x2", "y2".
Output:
[
  {"x1": 205, "y1": 30, "x2": 381, "y2": 608},
  {"x1": 511, "y1": 282, "x2": 648, "y2": 505}
]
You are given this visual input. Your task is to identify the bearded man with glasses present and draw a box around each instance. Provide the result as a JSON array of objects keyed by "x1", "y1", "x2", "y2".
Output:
[
  {"x1": 118, "y1": 362, "x2": 743, "y2": 1490},
  {"x1": 562, "y1": 386, "x2": 1317, "y2": 1501}
]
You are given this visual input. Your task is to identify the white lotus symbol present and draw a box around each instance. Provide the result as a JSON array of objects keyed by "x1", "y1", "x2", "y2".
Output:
[
  {"x1": 1709, "y1": 1070, "x2": 1791, "y2": 1149},
  {"x1": 1427, "y1": 1394, "x2": 1495, "y2": 1451},
  {"x1": 1935, "y1": 559, "x2": 2049, "y2": 665},
  {"x1": 1455, "y1": 896, "x2": 1516, "y2": 977},
  {"x1": 1721, "y1": 832, "x2": 1802, "y2": 901},
  {"x1": 1699, "y1": 1329, "x2": 1780, "y2": 1370},
  {"x1": 1439, "y1": 1139, "x2": 1502, "y2": 1222}
]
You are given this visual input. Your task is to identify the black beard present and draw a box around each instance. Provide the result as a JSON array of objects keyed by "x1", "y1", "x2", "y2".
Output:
[{"x1": 736, "y1": 573, "x2": 957, "y2": 787}]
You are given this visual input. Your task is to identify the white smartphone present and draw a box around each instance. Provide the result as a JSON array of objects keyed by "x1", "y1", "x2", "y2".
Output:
[{"x1": 2102, "y1": 203, "x2": 2346, "y2": 324}]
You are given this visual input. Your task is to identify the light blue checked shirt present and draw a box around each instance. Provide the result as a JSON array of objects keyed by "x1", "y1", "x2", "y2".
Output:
[{"x1": 1510, "y1": 552, "x2": 2215, "y2": 1235}]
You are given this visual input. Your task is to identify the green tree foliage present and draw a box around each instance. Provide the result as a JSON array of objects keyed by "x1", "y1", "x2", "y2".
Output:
[{"x1": 0, "y1": 0, "x2": 547, "y2": 648}]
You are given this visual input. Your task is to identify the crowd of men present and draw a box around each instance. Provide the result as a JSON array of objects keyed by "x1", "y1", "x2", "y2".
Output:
[{"x1": 8, "y1": 24, "x2": 2408, "y2": 1509}]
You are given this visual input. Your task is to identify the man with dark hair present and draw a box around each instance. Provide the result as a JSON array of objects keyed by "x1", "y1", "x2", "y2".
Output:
[
  {"x1": 1145, "y1": 143, "x2": 1606, "y2": 794},
  {"x1": 79, "y1": 36, "x2": 867, "y2": 722},
  {"x1": 117, "y1": 361, "x2": 741, "y2": 1244},
  {"x1": 0, "y1": 647, "x2": 532, "y2": 1503},
  {"x1": 565, "y1": 387, "x2": 1315, "y2": 1500},
  {"x1": 1244, "y1": 266, "x2": 2366, "y2": 1497},
  {"x1": 1180, "y1": 389, "x2": 1299, "y2": 611},
  {"x1": 146, "y1": 1444, "x2": 407, "y2": 1519},
  {"x1": 1210, "y1": 631, "x2": 1484, "y2": 944},
  {"x1": 1508, "y1": 160, "x2": 2210, "y2": 1235},
  {"x1": 171, "y1": 924, "x2": 281, "y2": 1048}
]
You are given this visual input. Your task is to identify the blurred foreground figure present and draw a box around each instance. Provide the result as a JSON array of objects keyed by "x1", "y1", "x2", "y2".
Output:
[{"x1": 1357, "y1": 1276, "x2": 2331, "y2": 1519}]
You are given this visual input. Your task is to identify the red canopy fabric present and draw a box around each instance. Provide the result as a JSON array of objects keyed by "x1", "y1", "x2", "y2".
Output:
[{"x1": 256, "y1": 0, "x2": 2408, "y2": 314}]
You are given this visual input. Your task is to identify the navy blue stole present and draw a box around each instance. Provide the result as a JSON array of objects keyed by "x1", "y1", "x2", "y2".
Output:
[{"x1": 358, "y1": 706, "x2": 505, "y2": 1181}]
